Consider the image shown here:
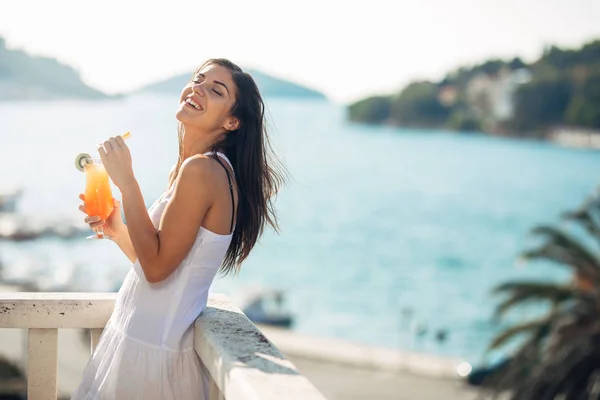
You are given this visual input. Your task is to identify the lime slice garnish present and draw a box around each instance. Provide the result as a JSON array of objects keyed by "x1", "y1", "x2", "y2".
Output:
[{"x1": 75, "y1": 153, "x2": 92, "y2": 172}]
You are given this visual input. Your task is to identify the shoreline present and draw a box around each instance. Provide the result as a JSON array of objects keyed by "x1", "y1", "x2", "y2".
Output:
[{"x1": 257, "y1": 324, "x2": 464, "y2": 379}]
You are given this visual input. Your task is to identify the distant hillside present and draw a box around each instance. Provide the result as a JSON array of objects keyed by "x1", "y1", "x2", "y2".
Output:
[
  {"x1": 0, "y1": 37, "x2": 108, "y2": 100},
  {"x1": 136, "y1": 68, "x2": 327, "y2": 100},
  {"x1": 348, "y1": 38, "x2": 600, "y2": 136}
]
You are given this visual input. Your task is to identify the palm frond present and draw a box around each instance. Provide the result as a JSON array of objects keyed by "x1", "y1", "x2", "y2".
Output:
[
  {"x1": 488, "y1": 317, "x2": 552, "y2": 350},
  {"x1": 485, "y1": 316, "x2": 600, "y2": 399},
  {"x1": 562, "y1": 206, "x2": 600, "y2": 243},
  {"x1": 521, "y1": 225, "x2": 600, "y2": 283},
  {"x1": 482, "y1": 190, "x2": 600, "y2": 400},
  {"x1": 513, "y1": 330, "x2": 600, "y2": 400},
  {"x1": 483, "y1": 328, "x2": 547, "y2": 392},
  {"x1": 492, "y1": 281, "x2": 578, "y2": 317}
]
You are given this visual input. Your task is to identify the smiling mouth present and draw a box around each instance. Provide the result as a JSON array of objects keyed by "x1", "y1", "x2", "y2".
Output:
[{"x1": 185, "y1": 98, "x2": 202, "y2": 110}]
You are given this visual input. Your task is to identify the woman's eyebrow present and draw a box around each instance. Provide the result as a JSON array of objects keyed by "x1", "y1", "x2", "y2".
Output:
[{"x1": 197, "y1": 73, "x2": 229, "y2": 94}]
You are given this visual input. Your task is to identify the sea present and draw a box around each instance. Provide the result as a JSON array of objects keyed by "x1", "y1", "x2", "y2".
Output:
[{"x1": 0, "y1": 95, "x2": 598, "y2": 365}]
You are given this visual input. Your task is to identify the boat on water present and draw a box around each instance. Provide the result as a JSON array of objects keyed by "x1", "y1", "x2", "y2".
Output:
[
  {"x1": 0, "y1": 187, "x2": 89, "y2": 241},
  {"x1": 0, "y1": 187, "x2": 22, "y2": 213},
  {"x1": 237, "y1": 287, "x2": 294, "y2": 328}
]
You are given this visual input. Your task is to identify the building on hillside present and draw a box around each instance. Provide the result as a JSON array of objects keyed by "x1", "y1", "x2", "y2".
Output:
[
  {"x1": 549, "y1": 126, "x2": 600, "y2": 150},
  {"x1": 465, "y1": 68, "x2": 532, "y2": 125}
]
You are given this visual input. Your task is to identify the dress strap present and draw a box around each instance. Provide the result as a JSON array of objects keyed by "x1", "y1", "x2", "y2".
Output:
[
  {"x1": 213, "y1": 152, "x2": 234, "y2": 172},
  {"x1": 208, "y1": 152, "x2": 236, "y2": 234}
]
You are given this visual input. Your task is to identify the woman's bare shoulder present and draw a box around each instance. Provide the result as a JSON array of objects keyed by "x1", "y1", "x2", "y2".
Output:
[{"x1": 178, "y1": 154, "x2": 223, "y2": 186}]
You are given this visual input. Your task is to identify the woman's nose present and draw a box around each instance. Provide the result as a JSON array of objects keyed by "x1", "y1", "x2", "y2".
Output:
[{"x1": 192, "y1": 84, "x2": 205, "y2": 97}]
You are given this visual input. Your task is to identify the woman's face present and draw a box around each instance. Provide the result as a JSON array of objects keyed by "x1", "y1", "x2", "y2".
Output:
[{"x1": 175, "y1": 64, "x2": 239, "y2": 133}]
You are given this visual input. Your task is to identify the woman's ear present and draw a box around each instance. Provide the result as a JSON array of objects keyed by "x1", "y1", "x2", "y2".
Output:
[{"x1": 225, "y1": 117, "x2": 240, "y2": 132}]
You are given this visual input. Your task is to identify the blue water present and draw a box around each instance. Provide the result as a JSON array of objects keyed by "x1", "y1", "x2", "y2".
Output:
[{"x1": 0, "y1": 96, "x2": 598, "y2": 364}]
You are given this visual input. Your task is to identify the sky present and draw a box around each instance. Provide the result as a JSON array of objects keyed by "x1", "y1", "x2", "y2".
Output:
[{"x1": 1, "y1": 0, "x2": 600, "y2": 103}]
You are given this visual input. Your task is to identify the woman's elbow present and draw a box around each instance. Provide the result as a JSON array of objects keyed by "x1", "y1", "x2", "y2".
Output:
[
  {"x1": 141, "y1": 262, "x2": 170, "y2": 284},
  {"x1": 144, "y1": 271, "x2": 165, "y2": 284}
]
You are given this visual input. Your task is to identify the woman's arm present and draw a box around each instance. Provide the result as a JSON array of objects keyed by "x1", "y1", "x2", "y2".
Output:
[
  {"x1": 99, "y1": 136, "x2": 214, "y2": 283},
  {"x1": 112, "y1": 225, "x2": 137, "y2": 263},
  {"x1": 118, "y1": 157, "x2": 214, "y2": 283}
]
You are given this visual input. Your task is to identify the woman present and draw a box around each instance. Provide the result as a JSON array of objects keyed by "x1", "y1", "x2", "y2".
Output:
[{"x1": 72, "y1": 58, "x2": 285, "y2": 399}]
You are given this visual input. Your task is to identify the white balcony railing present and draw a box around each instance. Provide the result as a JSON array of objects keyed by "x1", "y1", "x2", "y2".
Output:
[{"x1": 0, "y1": 292, "x2": 326, "y2": 400}]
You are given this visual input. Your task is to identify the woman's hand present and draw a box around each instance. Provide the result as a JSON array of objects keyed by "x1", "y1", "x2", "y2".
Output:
[
  {"x1": 98, "y1": 135, "x2": 134, "y2": 190},
  {"x1": 79, "y1": 194, "x2": 126, "y2": 239}
]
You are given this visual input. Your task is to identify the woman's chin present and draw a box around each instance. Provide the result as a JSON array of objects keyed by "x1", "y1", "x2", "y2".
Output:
[{"x1": 175, "y1": 104, "x2": 191, "y2": 123}]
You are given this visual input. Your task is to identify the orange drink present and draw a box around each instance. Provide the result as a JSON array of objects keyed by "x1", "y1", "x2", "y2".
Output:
[
  {"x1": 84, "y1": 159, "x2": 114, "y2": 238},
  {"x1": 75, "y1": 132, "x2": 130, "y2": 239}
]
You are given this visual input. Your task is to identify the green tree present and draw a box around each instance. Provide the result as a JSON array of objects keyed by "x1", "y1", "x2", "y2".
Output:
[
  {"x1": 566, "y1": 75, "x2": 600, "y2": 128},
  {"x1": 347, "y1": 95, "x2": 392, "y2": 124},
  {"x1": 509, "y1": 57, "x2": 527, "y2": 71},
  {"x1": 539, "y1": 41, "x2": 600, "y2": 72},
  {"x1": 510, "y1": 77, "x2": 572, "y2": 132},
  {"x1": 447, "y1": 110, "x2": 481, "y2": 132},
  {"x1": 389, "y1": 81, "x2": 450, "y2": 126},
  {"x1": 483, "y1": 191, "x2": 600, "y2": 399}
]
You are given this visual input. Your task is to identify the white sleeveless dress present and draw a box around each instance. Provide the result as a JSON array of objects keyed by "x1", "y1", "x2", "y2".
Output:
[{"x1": 71, "y1": 152, "x2": 235, "y2": 400}]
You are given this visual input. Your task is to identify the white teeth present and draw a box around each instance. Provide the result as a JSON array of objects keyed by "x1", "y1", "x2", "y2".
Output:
[{"x1": 186, "y1": 98, "x2": 201, "y2": 110}]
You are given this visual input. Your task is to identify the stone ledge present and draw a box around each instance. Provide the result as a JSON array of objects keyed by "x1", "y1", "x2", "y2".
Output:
[
  {"x1": 0, "y1": 292, "x2": 116, "y2": 329},
  {"x1": 195, "y1": 294, "x2": 327, "y2": 400}
]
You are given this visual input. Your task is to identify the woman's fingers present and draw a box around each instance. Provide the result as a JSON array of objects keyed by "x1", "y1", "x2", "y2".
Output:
[
  {"x1": 103, "y1": 140, "x2": 113, "y2": 152},
  {"x1": 97, "y1": 143, "x2": 107, "y2": 160},
  {"x1": 79, "y1": 194, "x2": 86, "y2": 213},
  {"x1": 110, "y1": 137, "x2": 121, "y2": 149},
  {"x1": 89, "y1": 221, "x2": 105, "y2": 229},
  {"x1": 85, "y1": 216, "x2": 101, "y2": 224}
]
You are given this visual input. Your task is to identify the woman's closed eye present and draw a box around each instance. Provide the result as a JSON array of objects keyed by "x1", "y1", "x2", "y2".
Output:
[{"x1": 191, "y1": 80, "x2": 222, "y2": 96}]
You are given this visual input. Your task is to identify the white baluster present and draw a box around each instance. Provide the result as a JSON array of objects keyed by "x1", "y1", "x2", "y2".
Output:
[
  {"x1": 90, "y1": 328, "x2": 103, "y2": 354},
  {"x1": 27, "y1": 328, "x2": 58, "y2": 400}
]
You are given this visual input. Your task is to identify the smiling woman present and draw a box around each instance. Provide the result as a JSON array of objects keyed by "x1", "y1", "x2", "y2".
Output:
[{"x1": 70, "y1": 58, "x2": 287, "y2": 400}]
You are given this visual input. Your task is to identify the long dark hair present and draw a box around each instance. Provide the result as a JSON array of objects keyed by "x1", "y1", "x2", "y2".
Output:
[{"x1": 169, "y1": 58, "x2": 287, "y2": 276}]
